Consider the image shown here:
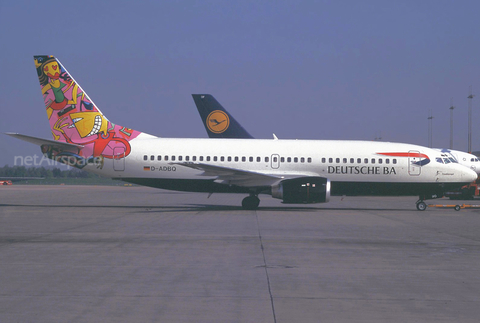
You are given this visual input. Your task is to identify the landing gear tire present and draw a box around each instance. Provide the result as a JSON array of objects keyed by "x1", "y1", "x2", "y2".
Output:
[
  {"x1": 242, "y1": 195, "x2": 260, "y2": 210},
  {"x1": 454, "y1": 205, "x2": 461, "y2": 211},
  {"x1": 416, "y1": 201, "x2": 427, "y2": 211}
]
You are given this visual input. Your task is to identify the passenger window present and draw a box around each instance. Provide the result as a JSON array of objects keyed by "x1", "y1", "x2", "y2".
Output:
[
  {"x1": 364, "y1": 158, "x2": 368, "y2": 163},
  {"x1": 350, "y1": 158, "x2": 354, "y2": 163},
  {"x1": 343, "y1": 158, "x2": 347, "y2": 163},
  {"x1": 393, "y1": 159, "x2": 397, "y2": 164},
  {"x1": 178, "y1": 156, "x2": 183, "y2": 161},
  {"x1": 235, "y1": 156, "x2": 239, "y2": 162},
  {"x1": 171, "y1": 156, "x2": 176, "y2": 161},
  {"x1": 206, "y1": 156, "x2": 211, "y2": 161},
  {"x1": 257, "y1": 157, "x2": 261, "y2": 162},
  {"x1": 322, "y1": 158, "x2": 326, "y2": 163},
  {"x1": 265, "y1": 157, "x2": 270, "y2": 162},
  {"x1": 150, "y1": 155, "x2": 155, "y2": 161},
  {"x1": 185, "y1": 156, "x2": 189, "y2": 161},
  {"x1": 307, "y1": 157, "x2": 312, "y2": 163},
  {"x1": 220, "y1": 156, "x2": 224, "y2": 162},
  {"x1": 249, "y1": 157, "x2": 253, "y2": 162},
  {"x1": 371, "y1": 158, "x2": 375, "y2": 164},
  {"x1": 273, "y1": 157, "x2": 278, "y2": 162},
  {"x1": 228, "y1": 156, "x2": 232, "y2": 162},
  {"x1": 357, "y1": 158, "x2": 361, "y2": 163},
  {"x1": 300, "y1": 157, "x2": 305, "y2": 163},
  {"x1": 378, "y1": 159, "x2": 382, "y2": 164},
  {"x1": 294, "y1": 157, "x2": 298, "y2": 163},
  {"x1": 214, "y1": 156, "x2": 218, "y2": 162},
  {"x1": 281, "y1": 157, "x2": 285, "y2": 163},
  {"x1": 199, "y1": 156, "x2": 203, "y2": 161},
  {"x1": 242, "y1": 157, "x2": 246, "y2": 162},
  {"x1": 386, "y1": 159, "x2": 389, "y2": 164},
  {"x1": 144, "y1": 155, "x2": 148, "y2": 161},
  {"x1": 192, "y1": 156, "x2": 196, "y2": 161},
  {"x1": 157, "y1": 156, "x2": 162, "y2": 161},
  {"x1": 287, "y1": 157, "x2": 292, "y2": 163},
  {"x1": 165, "y1": 156, "x2": 169, "y2": 161},
  {"x1": 329, "y1": 158, "x2": 333, "y2": 163},
  {"x1": 336, "y1": 158, "x2": 340, "y2": 163}
]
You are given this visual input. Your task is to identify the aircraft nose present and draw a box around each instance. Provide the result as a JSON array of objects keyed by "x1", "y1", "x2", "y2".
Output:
[{"x1": 464, "y1": 167, "x2": 478, "y2": 183}]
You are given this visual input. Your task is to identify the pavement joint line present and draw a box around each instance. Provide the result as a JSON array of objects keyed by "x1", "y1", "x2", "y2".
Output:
[{"x1": 255, "y1": 211, "x2": 277, "y2": 323}]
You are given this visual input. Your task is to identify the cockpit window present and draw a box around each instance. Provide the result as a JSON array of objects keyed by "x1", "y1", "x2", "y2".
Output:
[
  {"x1": 443, "y1": 158, "x2": 451, "y2": 164},
  {"x1": 449, "y1": 158, "x2": 457, "y2": 163},
  {"x1": 436, "y1": 157, "x2": 444, "y2": 164}
]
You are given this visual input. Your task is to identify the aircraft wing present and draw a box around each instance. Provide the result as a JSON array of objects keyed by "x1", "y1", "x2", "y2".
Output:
[
  {"x1": 4, "y1": 133, "x2": 84, "y2": 150},
  {"x1": 172, "y1": 162, "x2": 315, "y2": 187}
]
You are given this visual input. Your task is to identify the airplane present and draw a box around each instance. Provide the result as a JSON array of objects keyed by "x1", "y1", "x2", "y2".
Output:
[
  {"x1": 5, "y1": 55, "x2": 478, "y2": 211},
  {"x1": 434, "y1": 148, "x2": 480, "y2": 174}
]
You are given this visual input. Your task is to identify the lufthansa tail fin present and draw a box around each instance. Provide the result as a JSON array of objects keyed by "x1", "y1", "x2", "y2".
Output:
[{"x1": 192, "y1": 94, "x2": 254, "y2": 139}]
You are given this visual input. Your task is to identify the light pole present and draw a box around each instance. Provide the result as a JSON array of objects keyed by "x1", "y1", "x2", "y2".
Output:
[
  {"x1": 468, "y1": 86, "x2": 474, "y2": 153},
  {"x1": 428, "y1": 110, "x2": 434, "y2": 148},
  {"x1": 450, "y1": 98, "x2": 455, "y2": 149}
]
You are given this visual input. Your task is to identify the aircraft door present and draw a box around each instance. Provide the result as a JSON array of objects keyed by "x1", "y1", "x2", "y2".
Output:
[
  {"x1": 113, "y1": 147, "x2": 126, "y2": 171},
  {"x1": 408, "y1": 150, "x2": 421, "y2": 176},
  {"x1": 271, "y1": 154, "x2": 280, "y2": 169}
]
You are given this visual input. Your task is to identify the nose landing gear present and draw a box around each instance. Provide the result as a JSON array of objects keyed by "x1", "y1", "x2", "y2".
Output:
[{"x1": 416, "y1": 200, "x2": 427, "y2": 211}]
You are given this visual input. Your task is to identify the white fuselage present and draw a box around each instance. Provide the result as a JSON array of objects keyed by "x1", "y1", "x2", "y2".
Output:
[{"x1": 85, "y1": 135, "x2": 477, "y2": 197}]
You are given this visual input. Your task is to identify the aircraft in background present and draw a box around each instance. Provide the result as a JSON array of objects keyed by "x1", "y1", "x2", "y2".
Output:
[
  {"x1": 5, "y1": 56, "x2": 478, "y2": 210},
  {"x1": 434, "y1": 149, "x2": 480, "y2": 174},
  {"x1": 192, "y1": 94, "x2": 255, "y2": 140},
  {"x1": 192, "y1": 94, "x2": 253, "y2": 139}
]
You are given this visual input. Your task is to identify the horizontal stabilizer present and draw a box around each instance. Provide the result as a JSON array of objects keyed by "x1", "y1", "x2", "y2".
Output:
[{"x1": 4, "y1": 133, "x2": 84, "y2": 150}]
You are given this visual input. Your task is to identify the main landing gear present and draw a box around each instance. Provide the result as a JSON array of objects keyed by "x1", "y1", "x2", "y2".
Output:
[{"x1": 242, "y1": 194, "x2": 260, "y2": 210}]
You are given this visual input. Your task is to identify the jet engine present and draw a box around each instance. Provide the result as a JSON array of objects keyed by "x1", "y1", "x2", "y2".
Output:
[{"x1": 271, "y1": 177, "x2": 331, "y2": 204}]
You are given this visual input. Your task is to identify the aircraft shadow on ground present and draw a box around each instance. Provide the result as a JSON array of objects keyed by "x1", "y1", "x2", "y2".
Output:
[{"x1": 0, "y1": 203, "x2": 417, "y2": 213}]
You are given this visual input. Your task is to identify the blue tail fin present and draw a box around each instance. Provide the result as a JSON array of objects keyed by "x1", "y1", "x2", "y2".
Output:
[{"x1": 192, "y1": 94, "x2": 254, "y2": 139}]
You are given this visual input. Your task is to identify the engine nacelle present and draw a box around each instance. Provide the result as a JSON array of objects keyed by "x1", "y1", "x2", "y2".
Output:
[{"x1": 271, "y1": 177, "x2": 331, "y2": 204}]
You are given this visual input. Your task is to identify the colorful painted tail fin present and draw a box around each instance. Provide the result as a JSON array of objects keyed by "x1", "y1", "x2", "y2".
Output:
[
  {"x1": 192, "y1": 94, "x2": 254, "y2": 139},
  {"x1": 34, "y1": 55, "x2": 144, "y2": 165}
]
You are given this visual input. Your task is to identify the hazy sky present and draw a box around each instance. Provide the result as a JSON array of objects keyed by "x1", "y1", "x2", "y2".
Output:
[{"x1": 1, "y1": 0, "x2": 480, "y2": 167}]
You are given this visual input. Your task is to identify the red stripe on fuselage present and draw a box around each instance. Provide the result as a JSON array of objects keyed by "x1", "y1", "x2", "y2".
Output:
[{"x1": 377, "y1": 152, "x2": 429, "y2": 159}]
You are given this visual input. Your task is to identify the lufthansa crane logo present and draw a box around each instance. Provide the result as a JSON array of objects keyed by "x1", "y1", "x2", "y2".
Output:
[{"x1": 206, "y1": 110, "x2": 230, "y2": 134}]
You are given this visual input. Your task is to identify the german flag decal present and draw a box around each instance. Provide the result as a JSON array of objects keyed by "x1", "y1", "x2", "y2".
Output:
[{"x1": 143, "y1": 166, "x2": 150, "y2": 171}]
